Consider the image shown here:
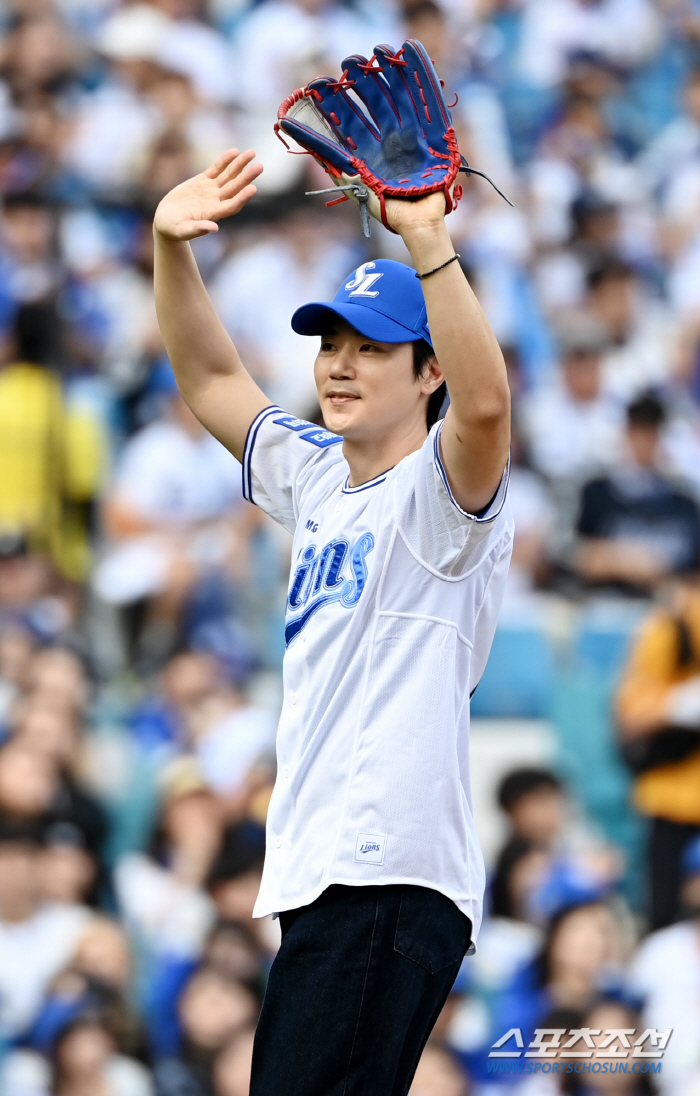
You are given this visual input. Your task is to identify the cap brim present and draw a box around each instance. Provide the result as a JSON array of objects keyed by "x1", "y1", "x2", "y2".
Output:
[{"x1": 291, "y1": 302, "x2": 428, "y2": 344}]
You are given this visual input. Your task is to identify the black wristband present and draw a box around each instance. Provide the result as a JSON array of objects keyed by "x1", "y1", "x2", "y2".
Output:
[{"x1": 416, "y1": 253, "x2": 461, "y2": 280}]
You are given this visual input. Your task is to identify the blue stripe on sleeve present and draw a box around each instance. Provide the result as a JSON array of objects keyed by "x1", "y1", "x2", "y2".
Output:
[
  {"x1": 432, "y1": 421, "x2": 510, "y2": 523},
  {"x1": 242, "y1": 405, "x2": 283, "y2": 503}
]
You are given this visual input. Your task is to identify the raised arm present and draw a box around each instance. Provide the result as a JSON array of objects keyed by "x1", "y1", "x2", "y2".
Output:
[
  {"x1": 386, "y1": 194, "x2": 511, "y2": 515},
  {"x1": 153, "y1": 149, "x2": 271, "y2": 462}
]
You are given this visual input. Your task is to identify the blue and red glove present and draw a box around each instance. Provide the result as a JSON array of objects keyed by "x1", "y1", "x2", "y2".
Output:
[{"x1": 276, "y1": 39, "x2": 510, "y2": 235}]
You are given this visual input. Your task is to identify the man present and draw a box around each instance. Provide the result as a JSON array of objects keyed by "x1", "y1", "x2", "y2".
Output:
[
  {"x1": 153, "y1": 146, "x2": 512, "y2": 1095},
  {"x1": 628, "y1": 834, "x2": 700, "y2": 1093},
  {"x1": 575, "y1": 391, "x2": 700, "y2": 593}
]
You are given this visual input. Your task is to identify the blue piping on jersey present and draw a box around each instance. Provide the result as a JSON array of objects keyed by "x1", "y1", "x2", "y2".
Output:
[
  {"x1": 432, "y1": 421, "x2": 510, "y2": 523},
  {"x1": 342, "y1": 471, "x2": 391, "y2": 494},
  {"x1": 242, "y1": 405, "x2": 284, "y2": 503}
]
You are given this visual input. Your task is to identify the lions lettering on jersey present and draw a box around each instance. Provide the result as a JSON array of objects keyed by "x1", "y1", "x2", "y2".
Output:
[{"x1": 285, "y1": 533, "x2": 374, "y2": 646}]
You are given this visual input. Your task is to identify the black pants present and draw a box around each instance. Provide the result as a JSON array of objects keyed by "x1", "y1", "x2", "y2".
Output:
[
  {"x1": 250, "y1": 883, "x2": 472, "y2": 1096},
  {"x1": 649, "y1": 816, "x2": 700, "y2": 930}
]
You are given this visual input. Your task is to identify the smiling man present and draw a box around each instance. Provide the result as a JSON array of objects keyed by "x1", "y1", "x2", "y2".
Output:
[{"x1": 153, "y1": 147, "x2": 513, "y2": 1096}]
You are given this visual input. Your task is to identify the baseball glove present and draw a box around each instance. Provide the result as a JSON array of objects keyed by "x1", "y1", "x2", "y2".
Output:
[{"x1": 275, "y1": 39, "x2": 511, "y2": 237}]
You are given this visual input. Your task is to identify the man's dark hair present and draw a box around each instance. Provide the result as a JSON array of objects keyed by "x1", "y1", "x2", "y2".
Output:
[
  {"x1": 627, "y1": 390, "x2": 666, "y2": 429},
  {"x1": 413, "y1": 339, "x2": 447, "y2": 430},
  {"x1": 206, "y1": 822, "x2": 266, "y2": 890},
  {"x1": 586, "y1": 258, "x2": 634, "y2": 292},
  {"x1": 13, "y1": 300, "x2": 66, "y2": 370},
  {"x1": 497, "y1": 767, "x2": 564, "y2": 813}
]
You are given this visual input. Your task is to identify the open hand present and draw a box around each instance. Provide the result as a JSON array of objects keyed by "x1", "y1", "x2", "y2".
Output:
[{"x1": 154, "y1": 148, "x2": 264, "y2": 242}]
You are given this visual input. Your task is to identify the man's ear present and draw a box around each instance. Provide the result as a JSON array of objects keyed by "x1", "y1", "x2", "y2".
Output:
[{"x1": 420, "y1": 354, "x2": 444, "y2": 395}]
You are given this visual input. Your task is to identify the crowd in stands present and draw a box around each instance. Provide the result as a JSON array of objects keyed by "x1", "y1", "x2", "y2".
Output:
[{"x1": 3, "y1": 0, "x2": 700, "y2": 1092}]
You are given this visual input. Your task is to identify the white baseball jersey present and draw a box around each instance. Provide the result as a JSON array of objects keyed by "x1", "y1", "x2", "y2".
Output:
[{"x1": 244, "y1": 404, "x2": 513, "y2": 946}]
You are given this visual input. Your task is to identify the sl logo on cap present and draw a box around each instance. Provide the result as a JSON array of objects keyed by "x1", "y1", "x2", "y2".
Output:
[{"x1": 345, "y1": 262, "x2": 383, "y2": 298}]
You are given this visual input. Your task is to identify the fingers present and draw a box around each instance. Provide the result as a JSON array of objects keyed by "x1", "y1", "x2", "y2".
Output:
[
  {"x1": 216, "y1": 148, "x2": 260, "y2": 188},
  {"x1": 219, "y1": 159, "x2": 264, "y2": 200},
  {"x1": 218, "y1": 183, "x2": 259, "y2": 218},
  {"x1": 204, "y1": 148, "x2": 240, "y2": 179}
]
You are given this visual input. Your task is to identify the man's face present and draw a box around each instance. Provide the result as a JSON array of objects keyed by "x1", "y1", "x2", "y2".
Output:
[
  {"x1": 626, "y1": 423, "x2": 660, "y2": 469},
  {"x1": 313, "y1": 320, "x2": 439, "y2": 444},
  {"x1": 562, "y1": 349, "x2": 602, "y2": 402}
]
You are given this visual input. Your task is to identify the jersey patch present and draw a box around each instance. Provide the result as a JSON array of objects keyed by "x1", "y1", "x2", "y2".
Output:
[
  {"x1": 285, "y1": 532, "x2": 374, "y2": 646},
  {"x1": 273, "y1": 415, "x2": 342, "y2": 449},
  {"x1": 354, "y1": 832, "x2": 386, "y2": 865}
]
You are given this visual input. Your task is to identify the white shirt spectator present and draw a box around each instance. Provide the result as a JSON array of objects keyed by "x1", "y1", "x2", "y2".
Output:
[
  {"x1": 522, "y1": 381, "x2": 624, "y2": 482},
  {"x1": 0, "y1": 902, "x2": 92, "y2": 1038},
  {"x1": 156, "y1": 20, "x2": 236, "y2": 105},
  {"x1": 231, "y1": 0, "x2": 400, "y2": 113},
  {"x1": 93, "y1": 414, "x2": 243, "y2": 605},
  {"x1": 111, "y1": 419, "x2": 242, "y2": 526},
  {"x1": 210, "y1": 230, "x2": 358, "y2": 415},
  {"x1": 517, "y1": 0, "x2": 660, "y2": 89},
  {"x1": 196, "y1": 706, "x2": 277, "y2": 796},
  {"x1": 114, "y1": 852, "x2": 215, "y2": 958},
  {"x1": 0, "y1": 1047, "x2": 154, "y2": 1096},
  {"x1": 628, "y1": 920, "x2": 700, "y2": 1096},
  {"x1": 602, "y1": 301, "x2": 678, "y2": 400},
  {"x1": 64, "y1": 79, "x2": 160, "y2": 194}
]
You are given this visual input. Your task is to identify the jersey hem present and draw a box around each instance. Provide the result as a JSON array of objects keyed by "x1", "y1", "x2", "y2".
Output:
[{"x1": 252, "y1": 875, "x2": 481, "y2": 952}]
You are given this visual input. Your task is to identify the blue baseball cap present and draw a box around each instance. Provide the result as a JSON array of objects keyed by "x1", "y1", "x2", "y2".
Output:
[{"x1": 291, "y1": 259, "x2": 432, "y2": 346}]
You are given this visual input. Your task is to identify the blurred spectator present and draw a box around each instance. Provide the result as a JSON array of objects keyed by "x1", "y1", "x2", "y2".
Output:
[
  {"x1": 128, "y1": 649, "x2": 222, "y2": 760},
  {"x1": 523, "y1": 314, "x2": 621, "y2": 482},
  {"x1": 94, "y1": 377, "x2": 244, "y2": 669},
  {"x1": 0, "y1": 622, "x2": 35, "y2": 720},
  {"x1": 616, "y1": 574, "x2": 700, "y2": 928},
  {"x1": 0, "y1": 301, "x2": 106, "y2": 582},
  {"x1": 2, "y1": 1014, "x2": 155, "y2": 1096},
  {"x1": 518, "y1": 996, "x2": 654, "y2": 1095},
  {"x1": 0, "y1": 817, "x2": 92, "y2": 1041},
  {"x1": 153, "y1": 965, "x2": 258, "y2": 1096},
  {"x1": 502, "y1": 425, "x2": 555, "y2": 598},
  {"x1": 114, "y1": 759, "x2": 218, "y2": 960},
  {"x1": 637, "y1": 67, "x2": 700, "y2": 193},
  {"x1": 205, "y1": 822, "x2": 271, "y2": 954},
  {"x1": 627, "y1": 834, "x2": 700, "y2": 1093},
  {"x1": 0, "y1": 0, "x2": 699, "y2": 1089},
  {"x1": 471, "y1": 838, "x2": 547, "y2": 1002},
  {"x1": 496, "y1": 768, "x2": 621, "y2": 920},
  {"x1": 498, "y1": 768, "x2": 568, "y2": 846},
  {"x1": 209, "y1": 208, "x2": 360, "y2": 414},
  {"x1": 187, "y1": 672, "x2": 275, "y2": 814},
  {"x1": 408, "y1": 1043, "x2": 468, "y2": 1096},
  {"x1": 37, "y1": 820, "x2": 100, "y2": 907},
  {"x1": 575, "y1": 392, "x2": 700, "y2": 592},
  {"x1": 469, "y1": 901, "x2": 629, "y2": 1085},
  {"x1": 586, "y1": 261, "x2": 676, "y2": 401},
  {"x1": 211, "y1": 1026, "x2": 256, "y2": 1096},
  {"x1": 516, "y1": 0, "x2": 660, "y2": 90}
]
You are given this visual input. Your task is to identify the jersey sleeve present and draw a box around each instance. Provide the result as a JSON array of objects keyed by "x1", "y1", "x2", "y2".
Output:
[
  {"x1": 242, "y1": 405, "x2": 344, "y2": 533},
  {"x1": 394, "y1": 419, "x2": 512, "y2": 576}
]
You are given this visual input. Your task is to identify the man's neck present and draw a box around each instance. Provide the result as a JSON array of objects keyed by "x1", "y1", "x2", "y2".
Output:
[{"x1": 343, "y1": 422, "x2": 429, "y2": 488}]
